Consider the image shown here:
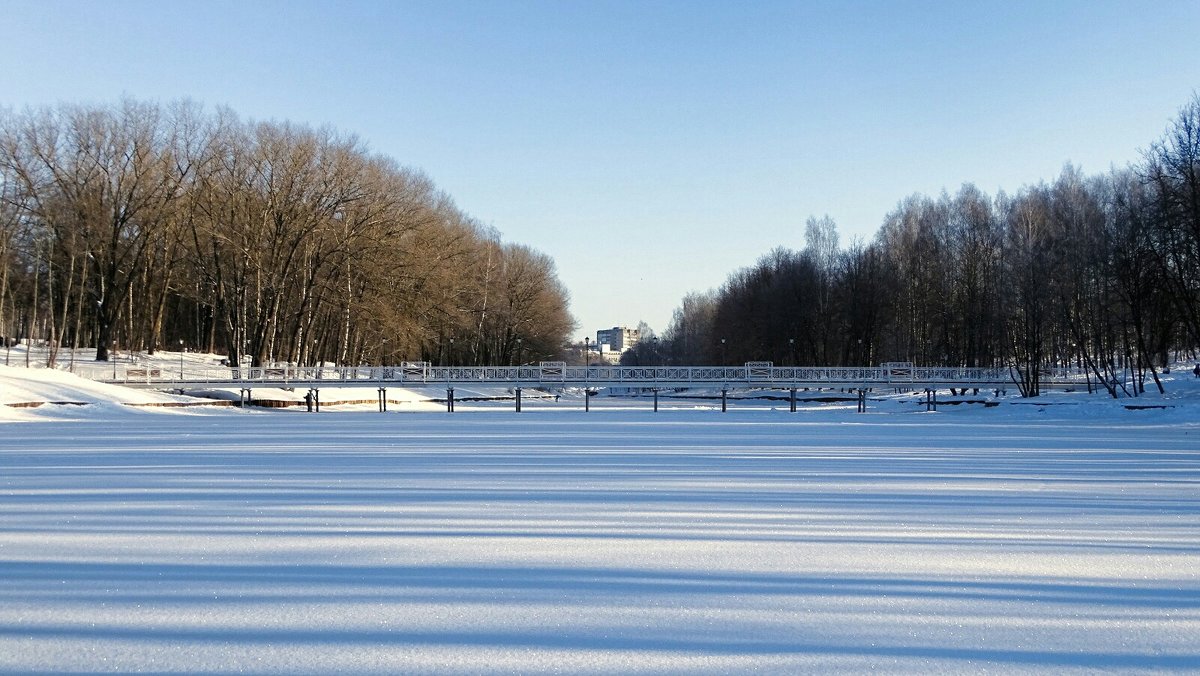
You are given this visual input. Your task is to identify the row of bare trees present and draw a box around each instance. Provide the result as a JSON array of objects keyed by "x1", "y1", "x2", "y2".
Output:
[
  {"x1": 653, "y1": 95, "x2": 1200, "y2": 397},
  {"x1": 0, "y1": 99, "x2": 575, "y2": 367}
]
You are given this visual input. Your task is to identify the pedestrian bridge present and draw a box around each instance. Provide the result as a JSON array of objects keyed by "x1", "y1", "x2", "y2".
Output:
[{"x1": 84, "y1": 360, "x2": 1088, "y2": 392}]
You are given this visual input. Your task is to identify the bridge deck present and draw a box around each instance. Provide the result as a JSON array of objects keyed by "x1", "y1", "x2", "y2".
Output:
[{"x1": 76, "y1": 362, "x2": 1092, "y2": 392}]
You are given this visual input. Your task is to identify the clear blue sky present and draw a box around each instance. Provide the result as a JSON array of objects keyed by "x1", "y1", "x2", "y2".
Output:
[{"x1": 3, "y1": 1, "x2": 1198, "y2": 339}]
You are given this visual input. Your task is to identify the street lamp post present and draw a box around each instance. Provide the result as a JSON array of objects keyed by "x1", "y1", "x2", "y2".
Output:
[
  {"x1": 789, "y1": 337, "x2": 795, "y2": 367},
  {"x1": 515, "y1": 337, "x2": 522, "y2": 366},
  {"x1": 179, "y1": 339, "x2": 185, "y2": 379},
  {"x1": 583, "y1": 337, "x2": 592, "y2": 412},
  {"x1": 652, "y1": 336, "x2": 659, "y2": 366},
  {"x1": 720, "y1": 338, "x2": 726, "y2": 367}
]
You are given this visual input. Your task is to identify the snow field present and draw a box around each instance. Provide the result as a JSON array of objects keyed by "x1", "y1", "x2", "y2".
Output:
[{"x1": 2, "y1": 401, "x2": 1198, "y2": 673}]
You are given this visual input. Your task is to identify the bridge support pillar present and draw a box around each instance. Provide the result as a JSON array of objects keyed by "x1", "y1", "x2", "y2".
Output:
[
  {"x1": 515, "y1": 387, "x2": 522, "y2": 413},
  {"x1": 721, "y1": 388, "x2": 727, "y2": 413},
  {"x1": 585, "y1": 389, "x2": 591, "y2": 412},
  {"x1": 857, "y1": 389, "x2": 867, "y2": 413},
  {"x1": 653, "y1": 388, "x2": 658, "y2": 412},
  {"x1": 314, "y1": 388, "x2": 320, "y2": 413},
  {"x1": 378, "y1": 387, "x2": 387, "y2": 413},
  {"x1": 446, "y1": 387, "x2": 455, "y2": 413},
  {"x1": 240, "y1": 388, "x2": 251, "y2": 408},
  {"x1": 790, "y1": 387, "x2": 797, "y2": 413},
  {"x1": 925, "y1": 388, "x2": 937, "y2": 412}
]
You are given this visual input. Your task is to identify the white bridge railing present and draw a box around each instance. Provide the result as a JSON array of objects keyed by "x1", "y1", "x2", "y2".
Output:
[{"x1": 75, "y1": 360, "x2": 1091, "y2": 390}]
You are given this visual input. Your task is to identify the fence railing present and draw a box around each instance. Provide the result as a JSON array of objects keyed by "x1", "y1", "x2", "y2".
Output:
[{"x1": 68, "y1": 360, "x2": 1097, "y2": 390}]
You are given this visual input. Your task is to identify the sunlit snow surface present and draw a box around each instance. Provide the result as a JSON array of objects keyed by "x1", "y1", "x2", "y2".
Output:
[{"x1": 2, "y1": 375, "x2": 1199, "y2": 672}]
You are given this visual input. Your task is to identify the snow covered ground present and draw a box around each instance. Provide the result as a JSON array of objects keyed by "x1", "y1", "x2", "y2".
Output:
[{"x1": 1, "y1": 356, "x2": 1198, "y2": 672}]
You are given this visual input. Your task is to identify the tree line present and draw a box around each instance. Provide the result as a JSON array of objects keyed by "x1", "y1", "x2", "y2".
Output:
[
  {"x1": 636, "y1": 95, "x2": 1200, "y2": 397},
  {"x1": 0, "y1": 99, "x2": 575, "y2": 368}
]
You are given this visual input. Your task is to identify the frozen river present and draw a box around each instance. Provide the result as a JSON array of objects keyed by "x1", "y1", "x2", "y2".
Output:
[{"x1": 2, "y1": 403, "x2": 1198, "y2": 673}]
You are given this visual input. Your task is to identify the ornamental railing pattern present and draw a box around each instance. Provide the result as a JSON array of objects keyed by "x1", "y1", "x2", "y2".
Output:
[{"x1": 73, "y1": 360, "x2": 1095, "y2": 390}]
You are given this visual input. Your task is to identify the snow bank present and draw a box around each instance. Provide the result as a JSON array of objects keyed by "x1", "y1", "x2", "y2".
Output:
[{"x1": 0, "y1": 364, "x2": 214, "y2": 407}]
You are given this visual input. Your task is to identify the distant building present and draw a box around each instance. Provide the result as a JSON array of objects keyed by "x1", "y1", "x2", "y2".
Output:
[{"x1": 596, "y1": 326, "x2": 640, "y2": 354}]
